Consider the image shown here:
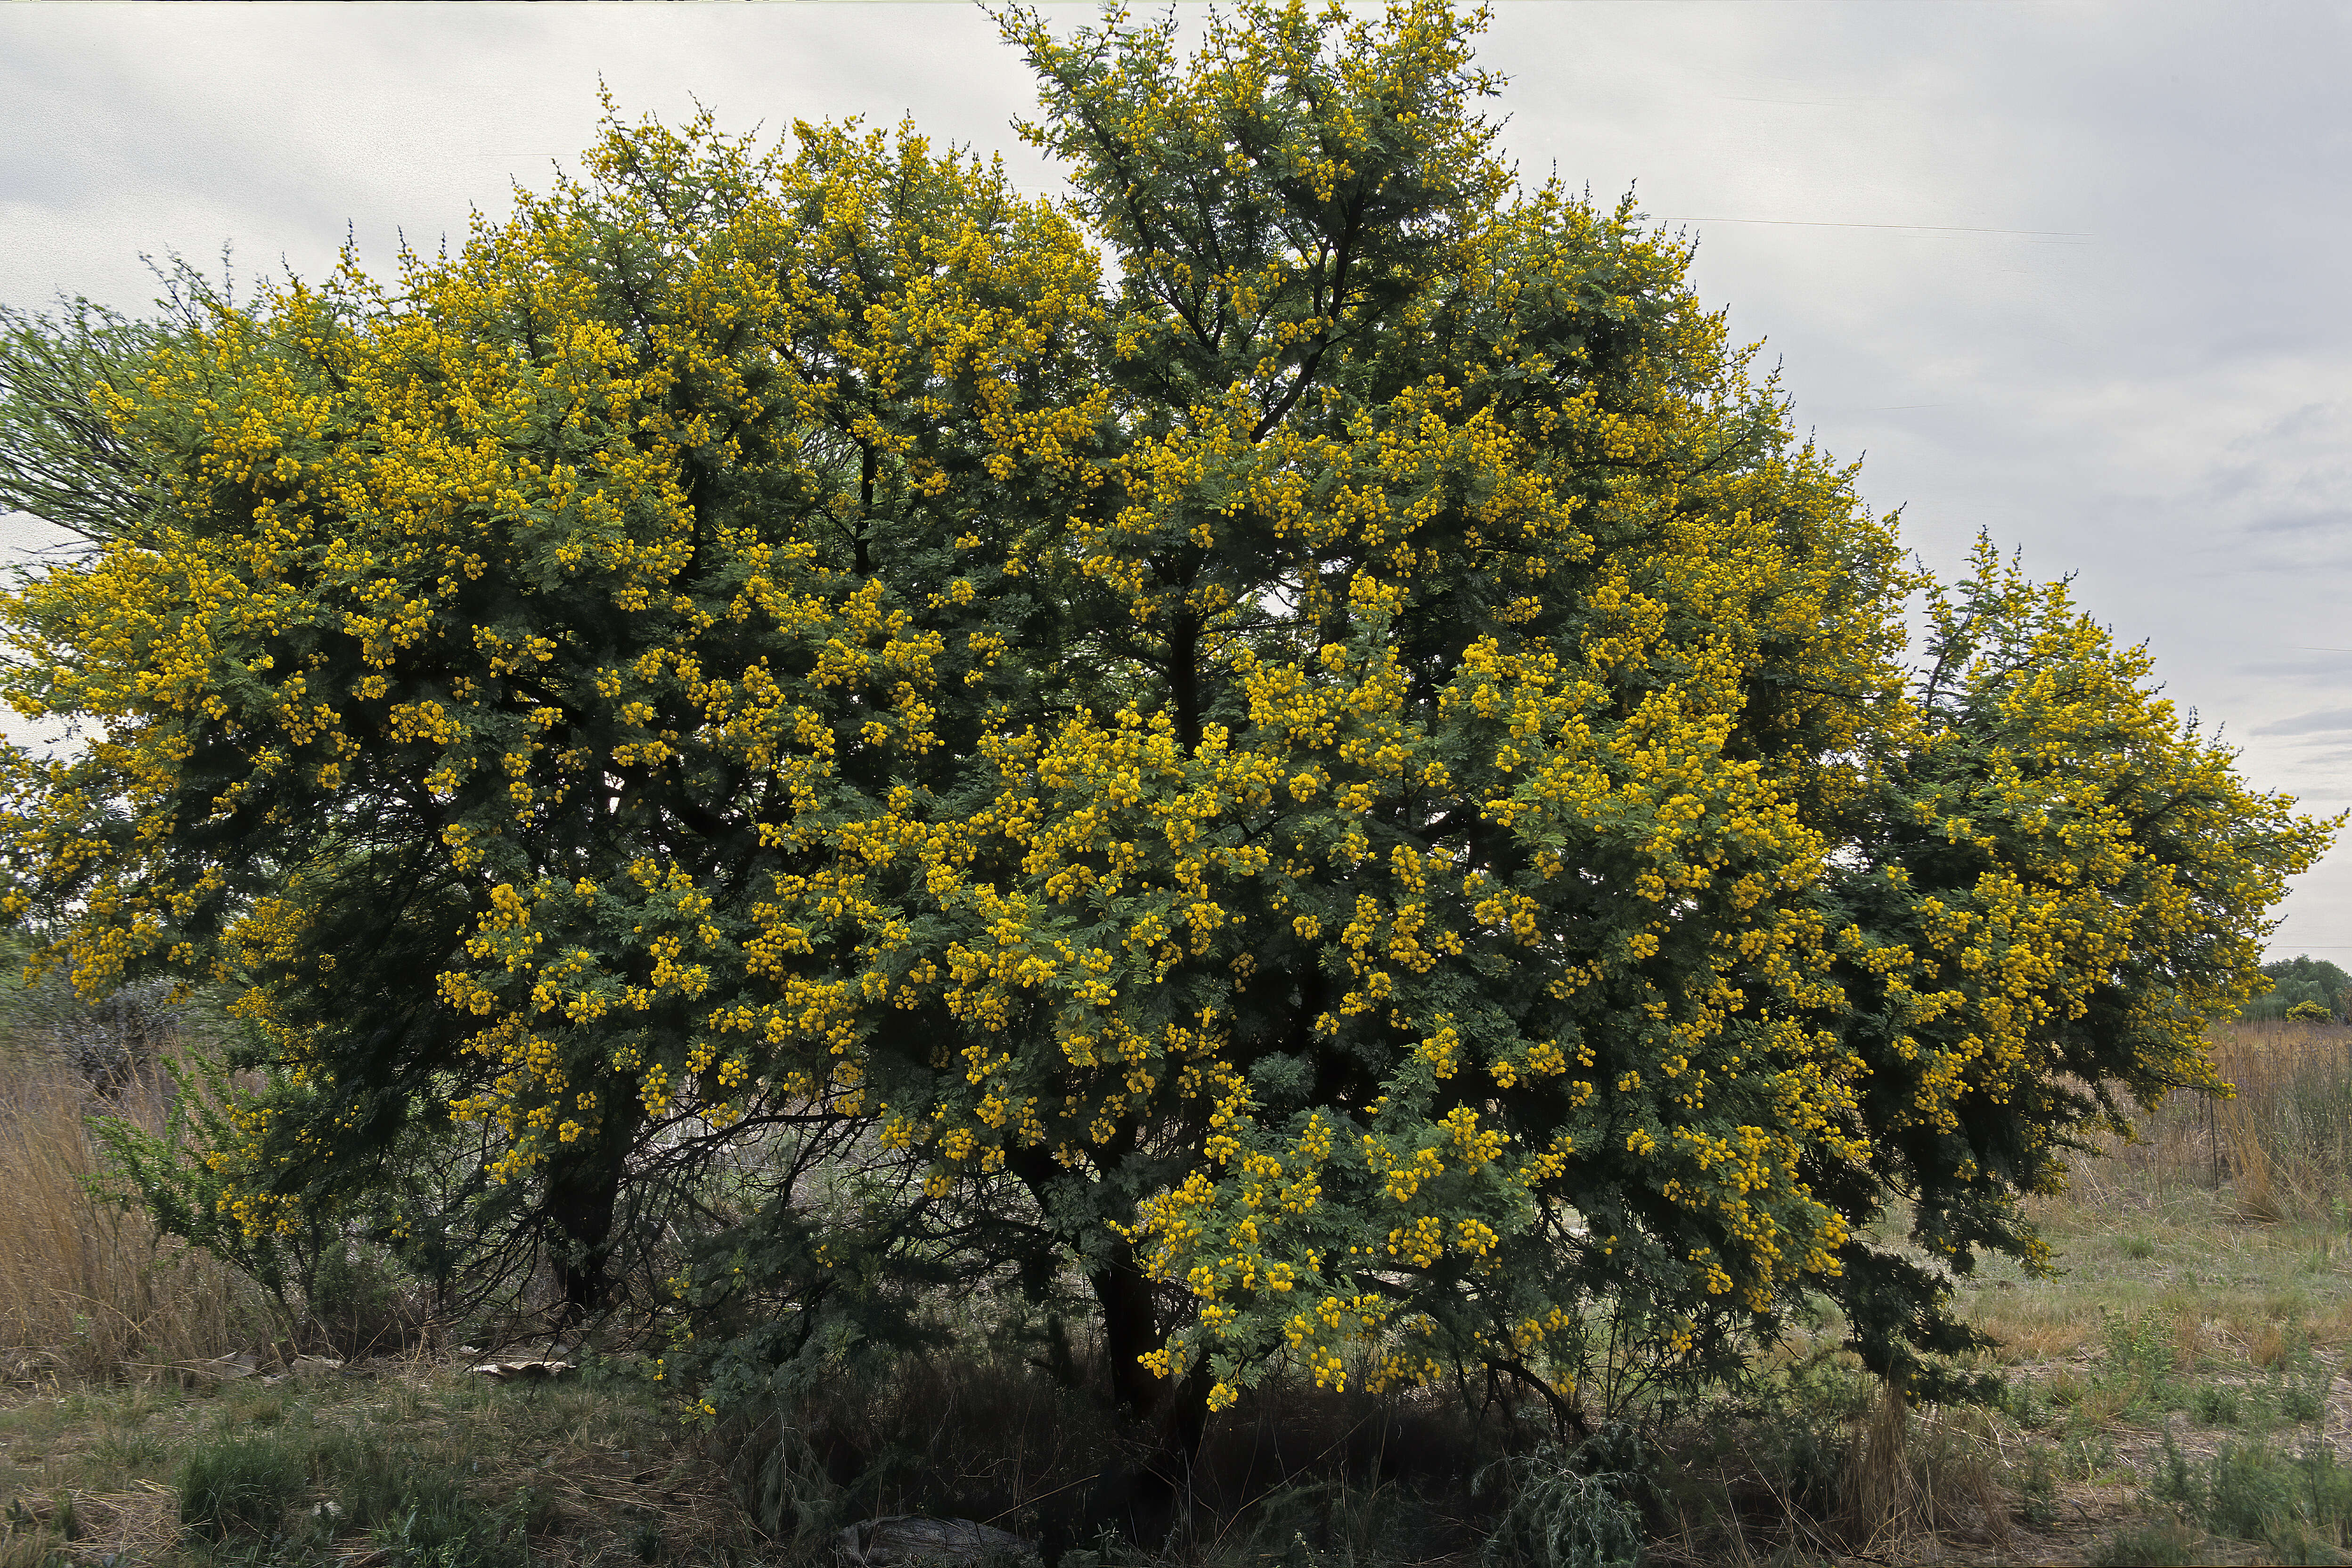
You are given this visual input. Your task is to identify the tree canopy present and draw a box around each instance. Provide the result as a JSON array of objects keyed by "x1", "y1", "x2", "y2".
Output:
[
  {"x1": 0, "y1": 0, "x2": 2330, "y2": 1439},
  {"x1": 2244, "y1": 955, "x2": 2351, "y2": 1022}
]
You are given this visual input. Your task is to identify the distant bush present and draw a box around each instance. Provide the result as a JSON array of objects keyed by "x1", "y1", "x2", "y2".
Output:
[
  {"x1": 0, "y1": 927, "x2": 194, "y2": 1096},
  {"x1": 2240, "y1": 955, "x2": 2351, "y2": 1022}
]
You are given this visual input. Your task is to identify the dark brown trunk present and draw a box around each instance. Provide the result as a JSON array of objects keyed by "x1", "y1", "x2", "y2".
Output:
[
  {"x1": 1092, "y1": 1240, "x2": 1168, "y2": 1416},
  {"x1": 1004, "y1": 1145, "x2": 1211, "y2": 1467},
  {"x1": 543, "y1": 1130, "x2": 629, "y2": 1324},
  {"x1": 1089, "y1": 1240, "x2": 1212, "y2": 1461}
]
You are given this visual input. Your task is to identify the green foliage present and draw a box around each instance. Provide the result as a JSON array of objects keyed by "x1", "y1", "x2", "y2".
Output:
[
  {"x1": 346, "y1": 1471, "x2": 544, "y2": 1568},
  {"x1": 1824, "y1": 543, "x2": 2334, "y2": 1386},
  {"x1": 177, "y1": 1434, "x2": 306, "y2": 1542},
  {"x1": 1476, "y1": 1439, "x2": 1645, "y2": 1568},
  {"x1": 2096, "y1": 1308, "x2": 2181, "y2": 1421},
  {"x1": 0, "y1": 0, "x2": 2331, "y2": 1448},
  {"x1": 2157, "y1": 1431, "x2": 2352, "y2": 1561},
  {"x1": 0, "y1": 295, "x2": 174, "y2": 545},
  {"x1": 305, "y1": 1241, "x2": 421, "y2": 1359},
  {"x1": 2087, "y1": 1519, "x2": 2202, "y2": 1568},
  {"x1": 2245, "y1": 955, "x2": 2351, "y2": 1022},
  {"x1": 2190, "y1": 1381, "x2": 2243, "y2": 1427},
  {"x1": 2173, "y1": 1323, "x2": 2336, "y2": 1432},
  {"x1": 2268, "y1": 1328, "x2": 2333, "y2": 1425},
  {"x1": 84, "y1": 1048, "x2": 323, "y2": 1319},
  {"x1": 170, "y1": 1421, "x2": 555, "y2": 1565},
  {"x1": 2013, "y1": 1442, "x2": 2058, "y2": 1528}
]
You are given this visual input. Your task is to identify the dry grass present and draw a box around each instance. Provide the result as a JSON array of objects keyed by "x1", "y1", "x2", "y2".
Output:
[
  {"x1": 0, "y1": 1012, "x2": 2344, "y2": 1566},
  {"x1": 2210, "y1": 1020, "x2": 2352, "y2": 1224},
  {"x1": 0, "y1": 1042, "x2": 270, "y2": 1385},
  {"x1": 0, "y1": 1354, "x2": 751, "y2": 1566},
  {"x1": 1887, "y1": 1019, "x2": 2352, "y2": 1564},
  {"x1": 1833, "y1": 1388, "x2": 2011, "y2": 1557},
  {"x1": 2065, "y1": 1020, "x2": 2352, "y2": 1220}
]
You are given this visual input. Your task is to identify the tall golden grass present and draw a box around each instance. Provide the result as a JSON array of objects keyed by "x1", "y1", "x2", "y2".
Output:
[
  {"x1": 0, "y1": 1039, "x2": 269, "y2": 1382},
  {"x1": 2209, "y1": 1019, "x2": 2352, "y2": 1222},
  {"x1": 2064, "y1": 1020, "x2": 2352, "y2": 1223}
]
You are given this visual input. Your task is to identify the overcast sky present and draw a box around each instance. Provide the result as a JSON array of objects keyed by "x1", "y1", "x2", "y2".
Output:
[{"x1": 4, "y1": 1, "x2": 2347, "y2": 956}]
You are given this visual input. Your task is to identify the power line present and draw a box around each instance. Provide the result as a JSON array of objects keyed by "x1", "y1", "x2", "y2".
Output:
[{"x1": 1666, "y1": 216, "x2": 2081, "y2": 238}]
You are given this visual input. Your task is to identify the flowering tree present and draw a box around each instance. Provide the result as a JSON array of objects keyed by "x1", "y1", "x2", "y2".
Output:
[{"x1": 0, "y1": 0, "x2": 2327, "y2": 1442}]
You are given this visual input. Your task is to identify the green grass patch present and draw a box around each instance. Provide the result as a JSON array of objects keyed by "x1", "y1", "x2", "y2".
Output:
[
  {"x1": 176, "y1": 1434, "x2": 306, "y2": 1542},
  {"x1": 2087, "y1": 1517, "x2": 2205, "y2": 1567}
]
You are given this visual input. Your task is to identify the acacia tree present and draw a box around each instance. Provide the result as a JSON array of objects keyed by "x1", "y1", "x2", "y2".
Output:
[{"x1": 1, "y1": 0, "x2": 2328, "y2": 1442}]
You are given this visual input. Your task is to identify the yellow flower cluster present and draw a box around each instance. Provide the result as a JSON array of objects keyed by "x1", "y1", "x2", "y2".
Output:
[{"x1": 1, "y1": 0, "x2": 2327, "y2": 1426}]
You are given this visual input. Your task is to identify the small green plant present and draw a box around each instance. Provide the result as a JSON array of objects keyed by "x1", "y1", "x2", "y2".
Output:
[
  {"x1": 2156, "y1": 1429, "x2": 2352, "y2": 1559},
  {"x1": 2097, "y1": 1308, "x2": 2180, "y2": 1418},
  {"x1": 0, "y1": 1493, "x2": 77, "y2": 1552},
  {"x1": 1477, "y1": 1437, "x2": 1646, "y2": 1568},
  {"x1": 2001, "y1": 1379, "x2": 2052, "y2": 1431},
  {"x1": 2191, "y1": 1382, "x2": 2245, "y2": 1427},
  {"x1": 2014, "y1": 1444, "x2": 2059, "y2": 1529},
  {"x1": 2269, "y1": 1331, "x2": 2333, "y2": 1424},
  {"x1": 359, "y1": 1482, "x2": 541, "y2": 1568},
  {"x1": 2088, "y1": 1518, "x2": 2201, "y2": 1567},
  {"x1": 2058, "y1": 1422, "x2": 2119, "y2": 1482},
  {"x1": 91, "y1": 1421, "x2": 170, "y2": 1470},
  {"x1": 177, "y1": 1433, "x2": 306, "y2": 1542},
  {"x1": 2119, "y1": 1235, "x2": 2156, "y2": 1260}
]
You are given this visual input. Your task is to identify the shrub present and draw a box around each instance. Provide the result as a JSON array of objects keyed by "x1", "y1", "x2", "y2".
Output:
[
  {"x1": 1, "y1": 0, "x2": 2330, "y2": 1463},
  {"x1": 2095, "y1": 1308, "x2": 2181, "y2": 1420},
  {"x1": 2013, "y1": 1444, "x2": 2058, "y2": 1529},
  {"x1": 1476, "y1": 1441, "x2": 1645, "y2": 1568},
  {"x1": 0, "y1": 929, "x2": 189, "y2": 1097},
  {"x1": 2156, "y1": 1430, "x2": 2352, "y2": 1560},
  {"x1": 305, "y1": 1241, "x2": 423, "y2": 1360},
  {"x1": 2088, "y1": 1519, "x2": 2201, "y2": 1568},
  {"x1": 2190, "y1": 1382, "x2": 2243, "y2": 1427}
]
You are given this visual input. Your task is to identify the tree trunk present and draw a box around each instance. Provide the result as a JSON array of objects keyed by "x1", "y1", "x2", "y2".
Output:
[
  {"x1": 1089, "y1": 1240, "x2": 1211, "y2": 1462},
  {"x1": 1091, "y1": 1240, "x2": 1167, "y2": 1415},
  {"x1": 1007, "y1": 1149, "x2": 1211, "y2": 1464},
  {"x1": 542, "y1": 1128, "x2": 629, "y2": 1324}
]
